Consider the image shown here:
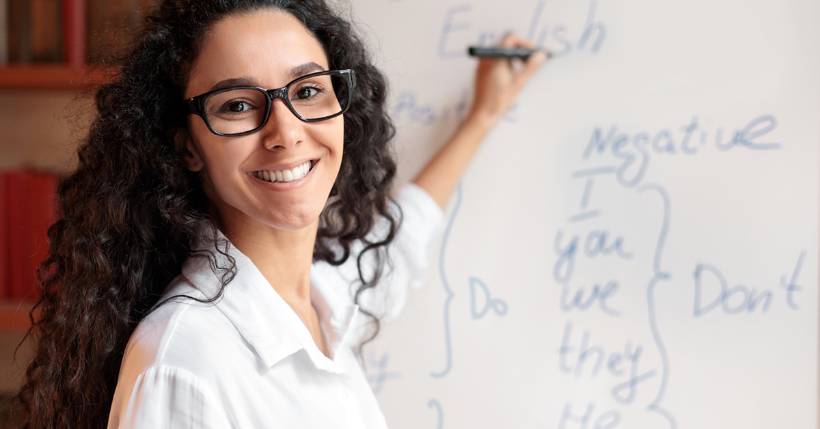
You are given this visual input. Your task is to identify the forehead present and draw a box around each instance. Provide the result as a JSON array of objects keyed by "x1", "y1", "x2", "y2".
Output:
[{"x1": 186, "y1": 8, "x2": 329, "y2": 96}]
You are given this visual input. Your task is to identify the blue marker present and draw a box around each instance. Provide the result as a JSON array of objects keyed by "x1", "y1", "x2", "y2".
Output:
[{"x1": 467, "y1": 46, "x2": 552, "y2": 60}]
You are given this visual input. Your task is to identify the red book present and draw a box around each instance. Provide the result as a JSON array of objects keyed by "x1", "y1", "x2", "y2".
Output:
[
  {"x1": 0, "y1": 172, "x2": 8, "y2": 300},
  {"x1": 5, "y1": 170, "x2": 26, "y2": 302},
  {"x1": 5, "y1": 170, "x2": 58, "y2": 303},
  {"x1": 62, "y1": 0, "x2": 85, "y2": 67},
  {"x1": 25, "y1": 171, "x2": 58, "y2": 302},
  {"x1": 30, "y1": 0, "x2": 63, "y2": 62}
]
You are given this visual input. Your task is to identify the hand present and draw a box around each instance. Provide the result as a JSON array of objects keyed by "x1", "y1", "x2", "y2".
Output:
[{"x1": 466, "y1": 33, "x2": 547, "y2": 126}]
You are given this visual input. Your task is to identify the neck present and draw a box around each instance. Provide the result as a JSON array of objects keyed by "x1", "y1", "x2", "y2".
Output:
[{"x1": 219, "y1": 215, "x2": 318, "y2": 308}]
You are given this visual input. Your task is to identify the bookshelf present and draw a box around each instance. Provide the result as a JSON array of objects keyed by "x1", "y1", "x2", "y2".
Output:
[
  {"x1": 0, "y1": 0, "x2": 155, "y2": 329},
  {"x1": 0, "y1": 0, "x2": 150, "y2": 89},
  {"x1": 0, "y1": 301, "x2": 37, "y2": 332},
  {"x1": 0, "y1": 64, "x2": 117, "y2": 89}
]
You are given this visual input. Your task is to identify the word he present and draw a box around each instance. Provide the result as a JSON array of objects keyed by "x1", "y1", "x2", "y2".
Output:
[{"x1": 559, "y1": 401, "x2": 620, "y2": 429}]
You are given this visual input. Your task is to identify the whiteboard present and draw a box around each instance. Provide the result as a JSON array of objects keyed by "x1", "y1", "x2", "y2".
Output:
[{"x1": 341, "y1": 0, "x2": 819, "y2": 428}]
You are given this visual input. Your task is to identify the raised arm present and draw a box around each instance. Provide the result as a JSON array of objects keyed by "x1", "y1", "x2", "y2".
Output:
[{"x1": 412, "y1": 34, "x2": 547, "y2": 209}]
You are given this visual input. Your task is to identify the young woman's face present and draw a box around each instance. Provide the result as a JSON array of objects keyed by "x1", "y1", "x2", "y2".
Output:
[{"x1": 182, "y1": 9, "x2": 344, "y2": 233}]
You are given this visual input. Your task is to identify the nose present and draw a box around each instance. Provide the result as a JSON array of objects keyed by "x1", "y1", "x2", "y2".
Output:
[{"x1": 260, "y1": 98, "x2": 303, "y2": 150}]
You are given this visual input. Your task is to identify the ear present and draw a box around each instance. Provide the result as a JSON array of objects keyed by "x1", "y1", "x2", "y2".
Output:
[
  {"x1": 175, "y1": 130, "x2": 204, "y2": 172},
  {"x1": 183, "y1": 140, "x2": 205, "y2": 172}
]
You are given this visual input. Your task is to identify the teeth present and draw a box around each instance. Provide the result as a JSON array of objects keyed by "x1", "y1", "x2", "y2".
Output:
[{"x1": 253, "y1": 161, "x2": 312, "y2": 183}]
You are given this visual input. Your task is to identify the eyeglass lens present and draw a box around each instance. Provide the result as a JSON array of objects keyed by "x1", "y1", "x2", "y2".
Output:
[{"x1": 203, "y1": 73, "x2": 350, "y2": 135}]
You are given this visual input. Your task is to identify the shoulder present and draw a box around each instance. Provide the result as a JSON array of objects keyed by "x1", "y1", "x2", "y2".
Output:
[
  {"x1": 107, "y1": 363, "x2": 232, "y2": 428},
  {"x1": 117, "y1": 277, "x2": 245, "y2": 383},
  {"x1": 392, "y1": 181, "x2": 444, "y2": 225},
  {"x1": 384, "y1": 181, "x2": 445, "y2": 261},
  {"x1": 109, "y1": 278, "x2": 241, "y2": 427}
]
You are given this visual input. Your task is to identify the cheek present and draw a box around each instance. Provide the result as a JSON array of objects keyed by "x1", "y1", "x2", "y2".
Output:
[
  {"x1": 309, "y1": 118, "x2": 345, "y2": 166},
  {"x1": 328, "y1": 124, "x2": 345, "y2": 182},
  {"x1": 194, "y1": 137, "x2": 252, "y2": 195},
  {"x1": 329, "y1": 119, "x2": 345, "y2": 161},
  {"x1": 322, "y1": 118, "x2": 344, "y2": 150}
]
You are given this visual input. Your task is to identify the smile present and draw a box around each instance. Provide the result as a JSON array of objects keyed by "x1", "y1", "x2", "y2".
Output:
[{"x1": 250, "y1": 160, "x2": 318, "y2": 184}]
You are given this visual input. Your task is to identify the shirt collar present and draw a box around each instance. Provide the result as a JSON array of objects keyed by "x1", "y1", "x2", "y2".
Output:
[{"x1": 174, "y1": 221, "x2": 360, "y2": 374}]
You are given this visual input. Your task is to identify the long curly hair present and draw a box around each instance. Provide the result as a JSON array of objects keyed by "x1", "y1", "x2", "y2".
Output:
[{"x1": 9, "y1": 1, "x2": 401, "y2": 427}]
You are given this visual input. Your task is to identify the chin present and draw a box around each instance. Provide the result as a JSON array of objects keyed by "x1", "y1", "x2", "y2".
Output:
[{"x1": 263, "y1": 207, "x2": 322, "y2": 231}]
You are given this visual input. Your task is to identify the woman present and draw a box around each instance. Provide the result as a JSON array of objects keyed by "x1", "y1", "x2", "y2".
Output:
[{"x1": 11, "y1": 0, "x2": 545, "y2": 427}]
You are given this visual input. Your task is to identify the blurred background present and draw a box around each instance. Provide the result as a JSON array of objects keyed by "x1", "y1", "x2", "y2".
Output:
[{"x1": 0, "y1": 0, "x2": 157, "y2": 423}]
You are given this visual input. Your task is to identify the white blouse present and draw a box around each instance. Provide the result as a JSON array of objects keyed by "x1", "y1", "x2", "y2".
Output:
[{"x1": 106, "y1": 182, "x2": 444, "y2": 429}]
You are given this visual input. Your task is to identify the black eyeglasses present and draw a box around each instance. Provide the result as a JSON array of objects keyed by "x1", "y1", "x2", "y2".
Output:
[{"x1": 185, "y1": 69, "x2": 355, "y2": 137}]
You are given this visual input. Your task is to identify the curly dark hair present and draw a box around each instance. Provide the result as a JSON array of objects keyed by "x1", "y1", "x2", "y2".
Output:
[{"x1": 9, "y1": 0, "x2": 402, "y2": 427}]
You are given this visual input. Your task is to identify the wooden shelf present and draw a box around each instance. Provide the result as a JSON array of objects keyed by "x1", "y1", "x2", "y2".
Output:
[
  {"x1": 0, "y1": 301, "x2": 38, "y2": 332},
  {"x1": 0, "y1": 65, "x2": 118, "y2": 90}
]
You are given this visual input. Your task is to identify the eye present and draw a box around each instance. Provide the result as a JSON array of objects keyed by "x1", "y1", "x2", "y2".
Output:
[
  {"x1": 220, "y1": 100, "x2": 256, "y2": 113},
  {"x1": 293, "y1": 85, "x2": 323, "y2": 100}
]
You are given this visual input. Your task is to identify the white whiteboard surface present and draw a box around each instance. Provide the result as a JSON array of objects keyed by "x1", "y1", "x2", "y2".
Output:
[{"x1": 343, "y1": 0, "x2": 819, "y2": 428}]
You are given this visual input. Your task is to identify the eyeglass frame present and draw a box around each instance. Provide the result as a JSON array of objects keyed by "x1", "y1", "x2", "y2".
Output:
[{"x1": 185, "y1": 68, "x2": 356, "y2": 137}]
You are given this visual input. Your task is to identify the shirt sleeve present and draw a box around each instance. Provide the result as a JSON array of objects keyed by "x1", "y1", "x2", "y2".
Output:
[
  {"x1": 353, "y1": 181, "x2": 445, "y2": 321},
  {"x1": 107, "y1": 365, "x2": 233, "y2": 429}
]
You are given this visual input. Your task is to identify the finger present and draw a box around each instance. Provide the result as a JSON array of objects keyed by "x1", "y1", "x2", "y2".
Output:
[
  {"x1": 526, "y1": 52, "x2": 547, "y2": 76},
  {"x1": 526, "y1": 50, "x2": 548, "y2": 69},
  {"x1": 498, "y1": 33, "x2": 542, "y2": 74},
  {"x1": 508, "y1": 57, "x2": 525, "y2": 73},
  {"x1": 513, "y1": 51, "x2": 547, "y2": 89},
  {"x1": 498, "y1": 33, "x2": 541, "y2": 70},
  {"x1": 498, "y1": 33, "x2": 537, "y2": 49},
  {"x1": 499, "y1": 32, "x2": 517, "y2": 48}
]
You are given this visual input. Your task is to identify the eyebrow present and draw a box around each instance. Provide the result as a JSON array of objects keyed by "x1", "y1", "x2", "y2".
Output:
[{"x1": 206, "y1": 62, "x2": 326, "y2": 92}]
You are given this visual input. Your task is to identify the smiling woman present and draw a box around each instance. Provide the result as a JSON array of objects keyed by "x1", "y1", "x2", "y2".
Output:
[{"x1": 7, "y1": 0, "x2": 544, "y2": 428}]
